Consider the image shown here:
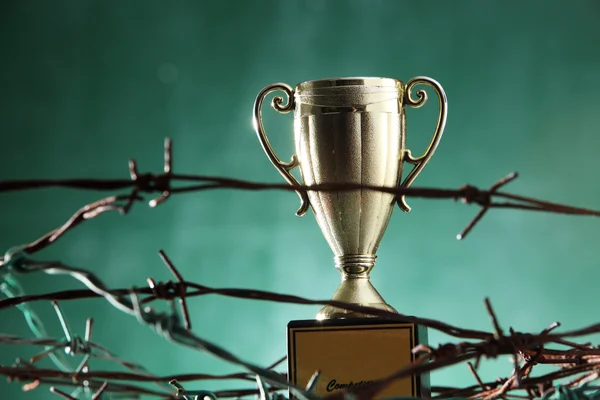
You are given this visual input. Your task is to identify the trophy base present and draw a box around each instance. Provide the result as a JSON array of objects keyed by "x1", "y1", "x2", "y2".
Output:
[
  {"x1": 287, "y1": 318, "x2": 429, "y2": 400},
  {"x1": 316, "y1": 277, "x2": 396, "y2": 320}
]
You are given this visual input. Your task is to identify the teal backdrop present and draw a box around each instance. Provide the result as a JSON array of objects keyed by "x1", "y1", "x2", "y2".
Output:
[{"x1": 1, "y1": 1, "x2": 599, "y2": 399}]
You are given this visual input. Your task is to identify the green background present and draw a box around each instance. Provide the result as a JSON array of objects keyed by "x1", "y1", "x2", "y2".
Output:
[{"x1": 1, "y1": 1, "x2": 599, "y2": 398}]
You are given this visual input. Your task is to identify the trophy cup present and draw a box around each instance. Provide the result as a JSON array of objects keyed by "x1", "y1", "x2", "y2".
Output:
[{"x1": 253, "y1": 77, "x2": 447, "y2": 399}]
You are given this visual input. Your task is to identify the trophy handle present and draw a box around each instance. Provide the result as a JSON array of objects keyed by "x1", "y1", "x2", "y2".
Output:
[
  {"x1": 253, "y1": 83, "x2": 309, "y2": 217},
  {"x1": 398, "y1": 76, "x2": 448, "y2": 212}
]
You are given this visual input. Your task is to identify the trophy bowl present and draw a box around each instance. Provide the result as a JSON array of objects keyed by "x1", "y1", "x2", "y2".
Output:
[{"x1": 253, "y1": 76, "x2": 447, "y2": 319}]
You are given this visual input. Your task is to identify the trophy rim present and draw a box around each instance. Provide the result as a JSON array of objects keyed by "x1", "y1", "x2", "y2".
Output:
[{"x1": 296, "y1": 77, "x2": 402, "y2": 91}]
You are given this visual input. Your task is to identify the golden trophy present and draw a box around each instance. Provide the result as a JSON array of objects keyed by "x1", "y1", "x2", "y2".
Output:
[{"x1": 253, "y1": 77, "x2": 447, "y2": 399}]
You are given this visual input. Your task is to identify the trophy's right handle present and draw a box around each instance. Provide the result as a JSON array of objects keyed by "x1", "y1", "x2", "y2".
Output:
[
  {"x1": 253, "y1": 83, "x2": 309, "y2": 217},
  {"x1": 397, "y1": 77, "x2": 448, "y2": 212}
]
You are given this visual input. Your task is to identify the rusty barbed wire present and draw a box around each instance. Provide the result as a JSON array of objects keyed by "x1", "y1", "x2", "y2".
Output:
[
  {"x1": 318, "y1": 299, "x2": 600, "y2": 400},
  {"x1": 3, "y1": 252, "x2": 600, "y2": 398},
  {"x1": 2, "y1": 138, "x2": 600, "y2": 399},
  {"x1": 1, "y1": 249, "x2": 492, "y2": 340},
  {"x1": 0, "y1": 251, "x2": 318, "y2": 400},
  {"x1": 0, "y1": 364, "x2": 258, "y2": 384},
  {"x1": 3, "y1": 339, "x2": 285, "y2": 399},
  {"x1": 0, "y1": 139, "x2": 597, "y2": 255},
  {"x1": 4, "y1": 249, "x2": 600, "y2": 399},
  {"x1": 6, "y1": 361, "x2": 174, "y2": 399}
]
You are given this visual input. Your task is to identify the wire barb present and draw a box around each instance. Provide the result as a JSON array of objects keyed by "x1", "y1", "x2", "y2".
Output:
[
  {"x1": 171, "y1": 379, "x2": 219, "y2": 400},
  {"x1": 50, "y1": 381, "x2": 108, "y2": 400},
  {"x1": 149, "y1": 137, "x2": 173, "y2": 208},
  {"x1": 157, "y1": 250, "x2": 192, "y2": 330},
  {"x1": 457, "y1": 172, "x2": 519, "y2": 240}
]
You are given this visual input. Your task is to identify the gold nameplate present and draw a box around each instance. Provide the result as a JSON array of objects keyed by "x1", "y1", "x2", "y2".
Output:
[{"x1": 288, "y1": 319, "x2": 428, "y2": 399}]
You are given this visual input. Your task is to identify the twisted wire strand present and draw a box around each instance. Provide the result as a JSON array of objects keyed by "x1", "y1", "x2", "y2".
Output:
[
  {"x1": 0, "y1": 272, "x2": 76, "y2": 372},
  {"x1": 1, "y1": 250, "x2": 316, "y2": 400}
]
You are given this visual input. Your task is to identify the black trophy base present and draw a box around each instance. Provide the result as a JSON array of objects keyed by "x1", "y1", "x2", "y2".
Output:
[{"x1": 287, "y1": 318, "x2": 429, "y2": 399}]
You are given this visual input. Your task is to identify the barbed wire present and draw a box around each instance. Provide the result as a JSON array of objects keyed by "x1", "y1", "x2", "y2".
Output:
[
  {"x1": 1, "y1": 139, "x2": 598, "y2": 255},
  {"x1": 0, "y1": 363, "x2": 257, "y2": 384},
  {"x1": 4, "y1": 248, "x2": 600, "y2": 399},
  {"x1": 1, "y1": 138, "x2": 599, "y2": 399},
  {"x1": 0, "y1": 251, "x2": 318, "y2": 400}
]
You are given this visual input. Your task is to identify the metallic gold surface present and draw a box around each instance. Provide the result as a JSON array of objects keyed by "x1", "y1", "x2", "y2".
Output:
[
  {"x1": 398, "y1": 77, "x2": 448, "y2": 212},
  {"x1": 253, "y1": 83, "x2": 309, "y2": 217},
  {"x1": 253, "y1": 77, "x2": 447, "y2": 319}
]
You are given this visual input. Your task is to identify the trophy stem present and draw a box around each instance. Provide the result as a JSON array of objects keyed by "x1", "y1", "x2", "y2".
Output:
[{"x1": 316, "y1": 255, "x2": 397, "y2": 320}]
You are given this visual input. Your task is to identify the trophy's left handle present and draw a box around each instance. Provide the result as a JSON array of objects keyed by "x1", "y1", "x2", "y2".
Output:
[
  {"x1": 253, "y1": 83, "x2": 309, "y2": 217},
  {"x1": 398, "y1": 76, "x2": 448, "y2": 212}
]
